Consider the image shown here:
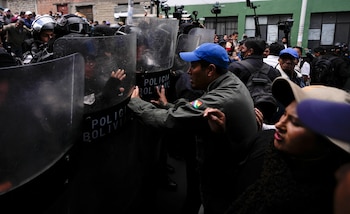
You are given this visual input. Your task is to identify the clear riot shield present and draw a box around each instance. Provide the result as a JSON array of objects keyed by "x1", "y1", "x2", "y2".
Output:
[
  {"x1": 131, "y1": 17, "x2": 179, "y2": 100},
  {"x1": 188, "y1": 28, "x2": 216, "y2": 45},
  {"x1": 172, "y1": 33, "x2": 201, "y2": 73},
  {"x1": 53, "y1": 34, "x2": 137, "y2": 142},
  {"x1": 0, "y1": 53, "x2": 84, "y2": 194},
  {"x1": 132, "y1": 17, "x2": 179, "y2": 73}
]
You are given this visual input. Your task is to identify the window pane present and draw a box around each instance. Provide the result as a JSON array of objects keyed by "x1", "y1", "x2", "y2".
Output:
[{"x1": 321, "y1": 23, "x2": 335, "y2": 45}]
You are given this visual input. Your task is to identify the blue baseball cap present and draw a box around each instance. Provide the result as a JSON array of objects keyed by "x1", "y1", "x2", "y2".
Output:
[
  {"x1": 279, "y1": 47, "x2": 299, "y2": 59},
  {"x1": 179, "y1": 43, "x2": 230, "y2": 69},
  {"x1": 297, "y1": 99, "x2": 350, "y2": 145}
]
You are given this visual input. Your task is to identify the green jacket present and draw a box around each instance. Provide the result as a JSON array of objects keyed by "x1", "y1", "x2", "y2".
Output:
[{"x1": 128, "y1": 71, "x2": 257, "y2": 212}]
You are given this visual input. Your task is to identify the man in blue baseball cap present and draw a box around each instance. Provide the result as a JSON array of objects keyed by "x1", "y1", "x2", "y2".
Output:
[
  {"x1": 179, "y1": 42, "x2": 230, "y2": 69},
  {"x1": 128, "y1": 42, "x2": 258, "y2": 213},
  {"x1": 275, "y1": 47, "x2": 305, "y2": 88}
]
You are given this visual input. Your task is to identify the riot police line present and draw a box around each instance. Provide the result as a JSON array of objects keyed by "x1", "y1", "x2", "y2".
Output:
[{"x1": 0, "y1": 14, "x2": 214, "y2": 213}]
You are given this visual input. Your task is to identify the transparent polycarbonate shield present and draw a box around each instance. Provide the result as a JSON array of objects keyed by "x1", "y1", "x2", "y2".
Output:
[
  {"x1": 172, "y1": 33, "x2": 201, "y2": 72},
  {"x1": 188, "y1": 28, "x2": 216, "y2": 45},
  {"x1": 131, "y1": 17, "x2": 179, "y2": 73},
  {"x1": 53, "y1": 34, "x2": 136, "y2": 114},
  {"x1": 0, "y1": 53, "x2": 84, "y2": 194}
]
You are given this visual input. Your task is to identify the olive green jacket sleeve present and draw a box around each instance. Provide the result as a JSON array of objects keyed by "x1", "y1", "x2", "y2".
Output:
[{"x1": 127, "y1": 97, "x2": 207, "y2": 130}]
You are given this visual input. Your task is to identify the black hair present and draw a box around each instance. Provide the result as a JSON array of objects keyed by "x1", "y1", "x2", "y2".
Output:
[
  {"x1": 293, "y1": 46, "x2": 303, "y2": 55},
  {"x1": 314, "y1": 47, "x2": 326, "y2": 55},
  {"x1": 244, "y1": 38, "x2": 266, "y2": 56},
  {"x1": 269, "y1": 42, "x2": 285, "y2": 56}
]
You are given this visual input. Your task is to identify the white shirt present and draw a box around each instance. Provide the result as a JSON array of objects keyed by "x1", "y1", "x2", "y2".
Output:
[
  {"x1": 300, "y1": 60, "x2": 311, "y2": 77},
  {"x1": 275, "y1": 63, "x2": 303, "y2": 79},
  {"x1": 263, "y1": 55, "x2": 279, "y2": 68}
]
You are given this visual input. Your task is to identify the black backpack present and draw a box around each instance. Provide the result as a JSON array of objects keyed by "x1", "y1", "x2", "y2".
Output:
[
  {"x1": 311, "y1": 55, "x2": 338, "y2": 85},
  {"x1": 239, "y1": 61, "x2": 279, "y2": 122}
]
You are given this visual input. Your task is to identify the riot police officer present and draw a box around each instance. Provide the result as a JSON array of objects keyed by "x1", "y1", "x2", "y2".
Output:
[
  {"x1": 26, "y1": 15, "x2": 56, "y2": 63},
  {"x1": 55, "y1": 14, "x2": 91, "y2": 38}
]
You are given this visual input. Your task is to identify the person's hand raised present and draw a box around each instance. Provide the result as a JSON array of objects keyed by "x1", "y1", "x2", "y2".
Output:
[
  {"x1": 151, "y1": 85, "x2": 168, "y2": 107},
  {"x1": 203, "y1": 108, "x2": 226, "y2": 133},
  {"x1": 254, "y1": 108, "x2": 264, "y2": 130},
  {"x1": 131, "y1": 86, "x2": 140, "y2": 99},
  {"x1": 111, "y1": 68, "x2": 126, "y2": 81}
]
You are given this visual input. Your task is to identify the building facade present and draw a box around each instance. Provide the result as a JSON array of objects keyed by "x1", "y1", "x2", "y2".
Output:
[{"x1": 2, "y1": 0, "x2": 350, "y2": 52}]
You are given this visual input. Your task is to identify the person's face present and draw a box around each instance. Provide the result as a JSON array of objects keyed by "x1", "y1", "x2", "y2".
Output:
[
  {"x1": 214, "y1": 35, "x2": 219, "y2": 43},
  {"x1": 240, "y1": 43, "x2": 252, "y2": 59},
  {"x1": 293, "y1": 48, "x2": 302, "y2": 58},
  {"x1": 279, "y1": 56, "x2": 296, "y2": 74},
  {"x1": 232, "y1": 33, "x2": 238, "y2": 40},
  {"x1": 40, "y1": 30, "x2": 55, "y2": 43},
  {"x1": 314, "y1": 52, "x2": 321, "y2": 57},
  {"x1": 188, "y1": 61, "x2": 211, "y2": 90},
  {"x1": 282, "y1": 37, "x2": 287, "y2": 43},
  {"x1": 85, "y1": 57, "x2": 96, "y2": 79},
  {"x1": 263, "y1": 47, "x2": 270, "y2": 58},
  {"x1": 15, "y1": 21, "x2": 23, "y2": 28},
  {"x1": 274, "y1": 101, "x2": 320, "y2": 157}
]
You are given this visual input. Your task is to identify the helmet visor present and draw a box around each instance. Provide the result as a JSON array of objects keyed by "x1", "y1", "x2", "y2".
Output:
[{"x1": 68, "y1": 23, "x2": 90, "y2": 34}]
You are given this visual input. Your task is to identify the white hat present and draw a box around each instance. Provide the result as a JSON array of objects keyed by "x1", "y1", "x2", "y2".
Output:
[
  {"x1": 25, "y1": 11, "x2": 33, "y2": 15},
  {"x1": 4, "y1": 8, "x2": 10, "y2": 13}
]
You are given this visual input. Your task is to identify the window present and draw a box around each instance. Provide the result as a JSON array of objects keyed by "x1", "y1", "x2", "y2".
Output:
[
  {"x1": 245, "y1": 14, "x2": 292, "y2": 44},
  {"x1": 308, "y1": 12, "x2": 350, "y2": 51},
  {"x1": 204, "y1": 16, "x2": 238, "y2": 36}
]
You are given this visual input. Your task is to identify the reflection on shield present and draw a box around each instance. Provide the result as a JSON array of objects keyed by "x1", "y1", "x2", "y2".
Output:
[
  {"x1": 132, "y1": 17, "x2": 179, "y2": 73},
  {"x1": 172, "y1": 34, "x2": 201, "y2": 72},
  {"x1": 188, "y1": 28, "x2": 216, "y2": 45},
  {"x1": 53, "y1": 34, "x2": 136, "y2": 114},
  {"x1": 0, "y1": 53, "x2": 84, "y2": 194}
]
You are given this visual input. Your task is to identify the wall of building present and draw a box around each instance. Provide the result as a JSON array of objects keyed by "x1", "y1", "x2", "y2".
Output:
[
  {"x1": 3, "y1": 0, "x2": 350, "y2": 49},
  {"x1": 6, "y1": 0, "x2": 36, "y2": 15},
  {"x1": 4, "y1": 0, "x2": 145, "y2": 23},
  {"x1": 179, "y1": 0, "x2": 350, "y2": 49}
]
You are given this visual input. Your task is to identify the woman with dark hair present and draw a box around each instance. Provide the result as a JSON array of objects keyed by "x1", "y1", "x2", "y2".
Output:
[{"x1": 204, "y1": 77, "x2": 350, "y2": 214}]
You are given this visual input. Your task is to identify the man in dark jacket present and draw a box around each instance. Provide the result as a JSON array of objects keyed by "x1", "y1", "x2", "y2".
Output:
[
  {"x1": 310, "y1": 44, "x2": 350, "y2": 90},
  {"x1": 228, "y1": 38, "x2": 281, "y2": 124},
  {"x1": 128, "y1": 43, "x2": 257, "y2": 214}
]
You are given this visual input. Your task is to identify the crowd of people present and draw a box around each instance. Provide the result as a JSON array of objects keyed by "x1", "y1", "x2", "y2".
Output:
[
  {"x1": 129, "y1": 32, "x2": 350, "y2": 213},
  {"x1": 127, "y1": 31, "x2": 350, "y2": 214},
  {"x1": 0, "y1": 7, "x2": 350, "y2": 214},
  {"x1": 0, "y1": 8, "x2": 119, "y2": 66}
]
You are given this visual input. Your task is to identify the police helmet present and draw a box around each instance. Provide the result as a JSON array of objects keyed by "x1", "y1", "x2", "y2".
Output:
[
  {"x1": 31, "y1": 15, "x2": 56, "y2": 40},
  {"x1": 55, "y1": 14, "x2": 91, "y2": 37},
  {"x1": 332, "y1": 42, "x2": 349, "y2": 55},
  {"x1": 32, "y1": 15, "x2": 56, "y2": 32}
]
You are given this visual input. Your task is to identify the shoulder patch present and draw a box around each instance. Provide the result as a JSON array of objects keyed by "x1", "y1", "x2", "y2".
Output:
[{"x1": 191, "y1": 99, "x2": 203, "y2": 109}]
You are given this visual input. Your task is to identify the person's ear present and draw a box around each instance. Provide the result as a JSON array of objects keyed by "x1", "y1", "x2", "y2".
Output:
[
  {"x1": 248, "y1": 48, "x2": 254, "y2": 55},
  {"x1": 207, "y1": 64, "x2": 216, "y2": 77}
]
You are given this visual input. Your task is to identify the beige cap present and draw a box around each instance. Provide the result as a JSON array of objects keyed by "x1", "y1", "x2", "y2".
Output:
[{"x1": 272, "y1": 77, "x2": 350, "y2": 153}]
